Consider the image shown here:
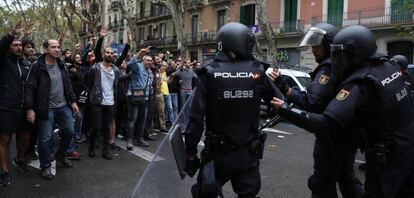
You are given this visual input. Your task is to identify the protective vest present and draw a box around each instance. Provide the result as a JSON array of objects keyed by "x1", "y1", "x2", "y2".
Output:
[
  {"x1": 203, "y1": 60, "x2": 265, "y2": 146},
  {"x1": 342, "y1": 60, "x2": 414, "y2": 152}
]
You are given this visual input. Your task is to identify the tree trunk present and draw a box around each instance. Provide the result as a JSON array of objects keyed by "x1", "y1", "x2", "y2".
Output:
[{"x1": 255, "y1": 0, "x2": 278, "y2": 63}]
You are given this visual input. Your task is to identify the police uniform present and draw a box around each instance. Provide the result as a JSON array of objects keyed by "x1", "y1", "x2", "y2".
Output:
[
  {"x1": 185, "y1": 52, "x2": 276, "y2": 198},
  {"x1": 287, "y1": 58, "x2": 363, "y2": 198},
  {"x1": 279, "y1": 59, "x2": 414, "y2": 198}
]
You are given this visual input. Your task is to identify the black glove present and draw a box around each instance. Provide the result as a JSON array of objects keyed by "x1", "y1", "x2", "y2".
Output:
[
  {"x1": 186, "y1": 156, "x2": 200, "y2": 177},
  {"x1": 274, "y1": 76, "x2": 290, "y2": 95}
]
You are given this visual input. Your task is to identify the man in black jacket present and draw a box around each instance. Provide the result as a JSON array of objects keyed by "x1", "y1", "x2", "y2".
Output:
[
  {"x1": 0, "y1": 21, "x2": 33, "y2": 187},
  {"x1": 25, "y1": 39, "x2": 79, "y2": 180}
]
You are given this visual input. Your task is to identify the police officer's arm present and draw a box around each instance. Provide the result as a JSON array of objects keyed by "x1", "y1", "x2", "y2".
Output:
[
  {"x1": 289, "y1": 69, "x2": 335, "y2": 112},
  {"x1": 185, "y1": 74, "x2": 207, "y2": 156},
  {"x1": 273, "y1": 83, "x2": 365, "y2": 136}
]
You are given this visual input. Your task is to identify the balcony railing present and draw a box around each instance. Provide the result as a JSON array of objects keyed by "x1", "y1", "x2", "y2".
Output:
[
  {"x1": 269, "y1": 19, "x2": 305, "y2": 33},
  {"x1": 208, "y1": 0, "x2": 231, "y2": 5},
  {"x1": 137, "y1": 36, "x2": 178, "y2": 47},
  {"x1": 135, "y1": 8, "x2": 171, "y2": 21},
  {"x1": 187, "y1": 31, "x2": 217, "y2": 44},
  {"x1": 188, "y1": 0, "x2": 204, "y2": 9},
  {"x1": 311, "y1": 6, "x2": 414, "y2": 28},
  {"x1": 108, "y1": 20, "x2": 125, "y2": 29}
]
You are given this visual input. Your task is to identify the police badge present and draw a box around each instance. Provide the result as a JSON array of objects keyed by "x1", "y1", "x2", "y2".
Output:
[
  {"x1": 336, "y1": 89, "x2": 350, "y2": 100},
  {"x1": 319, "y1": 74, "x2": 330, "y2": 85}
]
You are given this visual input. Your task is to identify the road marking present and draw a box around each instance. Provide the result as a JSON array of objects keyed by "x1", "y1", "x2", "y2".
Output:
[
  {"x1": 115, "y1": 140, "x2": 164, "y2": 162},
  {"x1": 355, "y1": 160, "x2": 366, "y2": 164},
  {"x1": 262, "y1": 128, "x2": 293, "y2": 135}
]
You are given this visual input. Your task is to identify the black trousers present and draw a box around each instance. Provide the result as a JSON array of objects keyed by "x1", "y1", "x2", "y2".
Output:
[
  {"x1": 309, "y1": 136, "x2": 364, "y2": 198},
  {"x1": 116, "y1": 100, "x2": 128, "y2": 136},
  {"x1": 192, "y1": 147, "x2": 261, "y2": 198},
  {"x1": 143, "y1": 94, "x2": 156, "y2": 137},
  {"x1": 89, "y1": 105, "x2": 114, "y2": 152},
  {"x1": 363, "y1": 147, "x2": 414, "y2": 198}
]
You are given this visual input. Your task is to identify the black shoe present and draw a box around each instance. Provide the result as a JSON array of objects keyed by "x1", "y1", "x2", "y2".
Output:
[
  {"x1": 159, "y1": 128, "x2": 168, "y2": 133},
  {"x1": 27, "y1": 151, "x2": 39, "y2": 160},
  {"x1": 136, "y1": 138, "x2": 149, "y2": 147},
  {"x1": 0, "y1": 172, "x2": 11, "y2": 186},
  {"x1": 88, "y1": 147, "x2": 96, "y2": 158},
  {"x1": 13, "y1": 158, "x2": 31, "y2": 172},
  {"x1": 40, "y1": 167, "x2": 54, "y2": 180},
  {"x1": 102, "y1": 152, "x2": 113, "y2": 160},
  {"x1": 110, "y1": 143, "x2": 121, "y2": 151},
  {"x1": 56, "y1": 157, "x2": 73, "y2": 168},
  {"x1": 144, "y1": 136, "x2": 156, "y2": 141}
]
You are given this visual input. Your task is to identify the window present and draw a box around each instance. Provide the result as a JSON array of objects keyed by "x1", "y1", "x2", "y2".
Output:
[
  {"x1": 140, "y1": 1, "x2": 145, "y2": 18},
  {"x1": 108, "y1": 16, "x2": 112, "y2": 27},
  {"x1": 391, "y1": 0, "x2": 413, "y2": 22},
  {"x1": 191, "y1": 15, "x2": 199, "y2": 42},
  {"x1": 284, "y1": 0, "x2": 297, "y2": 32},
  {"x1": 387, "y1": 41, "x2": 413, "y2": 64},
  {"x1": 328, "y1": 0, "x2": 343, "y2": 27},
  {"x1": 138, "y1": 27, "x2": 144, "y2": 44},
  {"x1": 217, "y1": 10, "x2": 226, "y2": 30},
  {"x1": 159, "y1": 22, "x2": 166, "y2": 38},
  {"x1": 240, "y1": 4, "x2": 255, "y2": 26},
  {"x1": 114, "y1": 15, "x2": 118, "y2": 26}
]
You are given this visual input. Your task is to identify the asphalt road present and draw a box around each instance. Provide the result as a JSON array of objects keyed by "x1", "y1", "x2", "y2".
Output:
[{"x1": 0, "y1": 121, "x2": 366, "y2": 198}]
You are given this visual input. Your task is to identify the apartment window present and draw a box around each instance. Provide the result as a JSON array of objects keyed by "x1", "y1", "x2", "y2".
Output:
[
  {"x1": 217, "y1": 10, "x2": 226, "y2": 30},
  {"x1": 391, "y1": 0, "x2": 413, "y2": 22},
  {"x1": 138, "y1": 27, "x2": 144, "y2": 44},
  {"x1": 240, "y1": 4, "x2": 255, "y2": 26},
  {"x1": 147, "y1": 25, "x2": 154, "y2": 39},
  {"x1": 388, "y1": 41, "x2": 414, "y2": 64},
  {"x1": 327, "y1": 0, "x2": 343, "y2": 27},
  {"x1": 191, "y1": 15, "x2": 199, "y2": 41},
  {"x1": 140, "y1": 1, "x2": 145, "y2": 18},
  {"x1": 284, "y1": 0, "x2": 297, "y2": 32},
  {"x1": 159, "y1": 22, "x2": 166, "y2": 38},
  {"x1": 114, "y1": 15, "x2": 118, "y2": 26},
  {"x1": 108, "y1": 16, "x2": 111, "y2": 27}
]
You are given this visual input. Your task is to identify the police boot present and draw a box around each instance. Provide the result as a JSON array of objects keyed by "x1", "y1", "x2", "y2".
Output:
[{"x1": 126, "y1": 138, "x2": 133, "y2": 150}]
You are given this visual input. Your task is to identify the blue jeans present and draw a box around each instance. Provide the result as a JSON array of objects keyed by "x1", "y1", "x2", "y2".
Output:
[
  {"x1": 127, "y1": 98, "x2": 148, "y2": 139},
  {"x1": 170, "y1": 93, "x2": 179, "y2": 119},
  {"x1": 66, "y1": 111, "x2": 83, "y2": 153},
  {"x1": 38, "y1": 106, "x2": 74, "y2": 169},
  {"x1": 178, "y1": 90, "x2": 193, "y2": 131},
  {"x1": 163, "y1": 94, "x2": 175, "y2": 123}
]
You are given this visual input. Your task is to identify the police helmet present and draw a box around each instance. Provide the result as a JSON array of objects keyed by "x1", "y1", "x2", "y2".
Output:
[
  {"x1": 217, "y1": 22, "x2": 255, "y2": 60},
  {"x1": 391, "y1": 55, "x2": 409, "y2": 70},
  {"x1": 299, "y1": 23, "x2": 337, "y2": 53},
  {"x1": 331, "y1": 25, "x2": 377, "y2": 66}
]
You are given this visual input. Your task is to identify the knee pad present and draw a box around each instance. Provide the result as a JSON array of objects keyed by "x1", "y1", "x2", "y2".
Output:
[{"x1": 308, "y1": 175, "x2": 337, "y2": 196}]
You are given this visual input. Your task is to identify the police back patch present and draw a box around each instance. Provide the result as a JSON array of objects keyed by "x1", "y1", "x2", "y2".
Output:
[
  {"x1": 336, "y1": 89, "x2": 350, "y2": 100},
  {"x1": 319, "y1": 74, "x2": 330, "y2": 85}
]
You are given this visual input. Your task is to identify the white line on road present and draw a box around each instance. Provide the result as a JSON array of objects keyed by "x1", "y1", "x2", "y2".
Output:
[
  {"x1": 115, "y1": 140, "x2": 164, "y2": 162},
  {"x1": 262, "y1": 128, "x2": 293, "y2": 135},
  {"x1": 355, "y1": 160, "x2": 366, "y2": 164}
]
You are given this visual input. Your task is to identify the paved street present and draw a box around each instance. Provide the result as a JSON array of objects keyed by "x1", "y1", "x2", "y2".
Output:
[{"x1": 0, "y1": 121, "x2": 365, "y2": 198}]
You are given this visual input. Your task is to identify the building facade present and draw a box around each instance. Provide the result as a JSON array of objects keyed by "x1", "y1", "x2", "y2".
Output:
[{"x1": 85, "y1": 0, "x2": 414, "y2": 70}]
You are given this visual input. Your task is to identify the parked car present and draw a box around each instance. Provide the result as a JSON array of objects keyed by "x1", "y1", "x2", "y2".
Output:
[
  {"x1": 260, "y1": 69, "x2": 312, "y2": 118},
  {"x1": 407, "y1": 64, "x2": 414, "y2": 81}
]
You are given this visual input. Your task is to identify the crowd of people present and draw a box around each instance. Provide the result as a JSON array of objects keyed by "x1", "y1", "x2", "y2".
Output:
[{"x1": 0, "y1": 21, "x2": 199, "y2": 185}]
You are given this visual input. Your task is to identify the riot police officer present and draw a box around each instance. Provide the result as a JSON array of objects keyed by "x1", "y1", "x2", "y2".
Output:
[
  {"x1": 184, "y1": 22, "x2": 280, "y2": 198},
  {"x1": 391, "y1": 55, "x2": 414, "y2": 91},
  {"x1": 271, "y1": 25, "x2": 414, "y2": 197},
  {"x1": 268, "y1": 23, "x2": 363, "y2": 198}
]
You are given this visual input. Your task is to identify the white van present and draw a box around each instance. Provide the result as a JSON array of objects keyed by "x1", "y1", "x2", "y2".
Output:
[{"x1": 279, "y1": 69, "x2": 311, "y2": 92}]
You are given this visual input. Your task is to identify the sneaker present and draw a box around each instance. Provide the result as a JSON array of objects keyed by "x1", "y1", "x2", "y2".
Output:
[
  {"x1": 116, "y1": 134, "x2": 124, "y2": 139},
  {"x1": 110, "y1": 143, "x2": 121, "y2": 151},
  {"x1": 136, "y1": 138, "x2": 149, "y2": 147},
  {"x1": 40, "y1": 167, "x2": 54, "y2": 180},
  {"x1": 56, "y1": 157, "x2": 73, "y2": 168},
  {"x1": 27, "y1": 151, "x2": 39, "y2": 160},
  {"x1": 75, "y1": 136, "x2": 84, "y2": 143},
  {"x1": 0, "y1": 172, "x2": 11, "y2": 187},
  {"x1": 13, "y1": 158, "x2": 31, "y2": 172},
  {"x1": 126, "y1": 139, "x2": 133, "y2": 151},
  {"x1": 66, "y1": 151, "x2": 81, "y2": 160}
]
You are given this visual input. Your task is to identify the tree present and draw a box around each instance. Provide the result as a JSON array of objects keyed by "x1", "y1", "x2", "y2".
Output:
[
  {"x1": 151, "y1": 0, "x2": 188, "y2": 57},
  {"x1": 255, "y1": 0, "x2": 278, "y2": 63}
]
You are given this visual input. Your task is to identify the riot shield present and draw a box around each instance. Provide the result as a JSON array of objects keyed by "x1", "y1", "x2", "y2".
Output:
[{"x1": 132, "y1": 92, "x2": 197, "y2": 198}]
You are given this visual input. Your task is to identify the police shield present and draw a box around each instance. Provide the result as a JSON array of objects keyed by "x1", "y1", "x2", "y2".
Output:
[{"x1": 132, "y1": 92, "x2": 198, "y2": 198}]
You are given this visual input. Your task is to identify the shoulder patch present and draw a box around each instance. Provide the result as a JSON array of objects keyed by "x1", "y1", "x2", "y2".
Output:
[
  {"x1": 319, "y1": 74, "x2": 330, "y2": 85},
  {"x1": 336, "y1": 89, "x2": 350, "y2": 101}
]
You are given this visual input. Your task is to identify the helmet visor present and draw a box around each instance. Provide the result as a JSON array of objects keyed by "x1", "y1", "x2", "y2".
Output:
[{"x1": 298, "y1": 27, "x2": 327, "y2": 50}]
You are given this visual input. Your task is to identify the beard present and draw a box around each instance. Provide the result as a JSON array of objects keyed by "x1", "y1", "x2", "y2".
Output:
[{"x1": 104, "y1": 56, "x2": 113, "y2": 63}]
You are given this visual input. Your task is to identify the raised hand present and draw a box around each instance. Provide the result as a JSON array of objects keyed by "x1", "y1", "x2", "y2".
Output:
[
  {"x1": 100, "y1": 26, "x2": 108, "y2": 37},
  {"x1": 9, "y1": 20, "x2": 23, "y2": 37},
  {"x1": 127, "y1": 31, "x2": 133, "y2": 43},
  {"x1": 24, "y1": 23, "x2": 34, "y2": 36}
]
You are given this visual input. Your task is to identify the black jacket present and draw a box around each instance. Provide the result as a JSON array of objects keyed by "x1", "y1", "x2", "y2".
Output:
[
  {"x1": 24, "y1": 54, "x2": 77, "y2": 120},
  {"x1": 0, "y1": 34, "x2": 32, "y2": 111}
]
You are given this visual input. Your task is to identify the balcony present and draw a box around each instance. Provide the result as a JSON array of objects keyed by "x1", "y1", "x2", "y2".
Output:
[
  {"x1": 108, "y1": 20, "x2": 125, "y2": 30},
  {"x1": 135, "y1": 8, "x2": 171, "y2": 25},
  {"x1": 136, "y1": 36, "x2": 178, "y2": 48},
  {"x1": 269, "y1": 19, "x2": 305, "y2": 34},
  {"x1": 187, "y1": 31, "x2": 217, "y2": 45},
  {"x1": 311, "y1": 6, "x2": 414, "y2": 29},
  {"x1": 110, "y1": 1, "x2": 120, "y2": 12},
  {"x1": 187, "y1": 0, "x2": 204, "y2": 11},
  {"x1": 208, "y1": 0, "x2": 232, "y2": 6}
]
